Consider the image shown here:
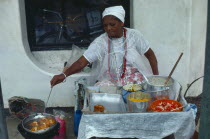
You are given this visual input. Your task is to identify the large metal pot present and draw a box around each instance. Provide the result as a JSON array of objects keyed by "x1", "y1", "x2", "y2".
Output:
[
  {"x1": 21, "y1": 113, "x2": 58, "y2": 134},
  {"x1": 142, "y1": 75, "x2": 182, "y2": 100}
]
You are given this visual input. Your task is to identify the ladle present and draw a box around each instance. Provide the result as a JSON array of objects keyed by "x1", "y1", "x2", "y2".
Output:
[
  {"x1": 164, "y1": 53, "x2": 183, "y2": 86},
  {"x1": 45, "y1": 87, "x2": 53, "y2": 112}
]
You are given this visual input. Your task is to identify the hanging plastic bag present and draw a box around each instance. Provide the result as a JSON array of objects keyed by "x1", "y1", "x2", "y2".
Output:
[
  {"x1": 66, "y1": 44, "x2": 85, "y2": 67},
  {"x1": 63, "y1": 44, "x2": 91, "y2": 73},
  {"x1": 52, "y1": 109, "x2": 68, "y2": 139}
]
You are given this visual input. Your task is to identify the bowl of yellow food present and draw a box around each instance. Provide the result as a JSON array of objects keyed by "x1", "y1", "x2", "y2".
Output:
[{"x1": 126, "y1": 91, "x2": 151, "y2": 112}]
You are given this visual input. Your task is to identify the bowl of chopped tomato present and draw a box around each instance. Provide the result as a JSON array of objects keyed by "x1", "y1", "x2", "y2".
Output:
[{"x1": 149, "y1": 99, "x2": 183, "y2": 112}]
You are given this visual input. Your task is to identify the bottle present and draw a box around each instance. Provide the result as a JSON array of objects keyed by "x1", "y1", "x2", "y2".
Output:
[{"x1": 53, "y1": 115, "x2": 66, "y2": 139}]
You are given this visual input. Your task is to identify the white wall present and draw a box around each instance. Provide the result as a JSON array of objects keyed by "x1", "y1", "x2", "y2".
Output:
[
  {"x1": 0, "y1": 0, "x2": 89, "y2": 108},
  {"x1": 133, "y1": 0, "x2": 207, "y2": 96},
  {"x1": 188, "y1": 0, "x2": 207, "y2": 96},
  {"x1": 0, "y1": 0, "x2": 207, "y2": 108}
]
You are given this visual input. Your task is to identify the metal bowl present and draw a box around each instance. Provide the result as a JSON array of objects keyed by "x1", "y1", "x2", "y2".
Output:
[
  {"x1": 22, "y1": 113, "x2": 58, "y2": 134},
  {"x1": 126, "y1": 91, "x2": 151, "y2": 112},
  {"x1": 142, "y1": 75, "x2": 173, "y2": 90},
  {"x1": 142, "y1": 75, "x2": 181, "y2": 100}
]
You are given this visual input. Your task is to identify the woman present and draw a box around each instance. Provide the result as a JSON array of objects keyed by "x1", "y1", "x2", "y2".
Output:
[{"x1": 50, "y1": 5, "x2": 158, "y2": 87}]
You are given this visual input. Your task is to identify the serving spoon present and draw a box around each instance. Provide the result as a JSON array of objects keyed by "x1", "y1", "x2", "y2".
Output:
[
  {"x1": 164, "y1": 53, "x2": 183, "y2": 86},
  {"x1": 170, "y1": 104, "x2": 187, "y2": 112}
]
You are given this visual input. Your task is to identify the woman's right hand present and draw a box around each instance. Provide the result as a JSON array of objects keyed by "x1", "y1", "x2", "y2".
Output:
[
  {"x1": 50, "y1": 74, "x2": 66, "y2": 87},
  {"x1": 50, "y1": 56, "x2": 89, "y2": 87}
]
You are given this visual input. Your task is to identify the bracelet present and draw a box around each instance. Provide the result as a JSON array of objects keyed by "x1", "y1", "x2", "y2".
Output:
[{"x1": 61, "y1": 72, "x2": 67, "y2": 82}]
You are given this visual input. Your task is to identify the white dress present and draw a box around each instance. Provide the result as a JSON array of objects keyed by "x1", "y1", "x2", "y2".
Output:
[{"x1": 83, "y1": 28, "x2": 152, "y2": 86}]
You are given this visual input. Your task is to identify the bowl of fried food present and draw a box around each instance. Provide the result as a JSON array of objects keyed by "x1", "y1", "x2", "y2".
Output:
[{"x1": 22, "y1": 113, "x2": 58, "y2": 134}]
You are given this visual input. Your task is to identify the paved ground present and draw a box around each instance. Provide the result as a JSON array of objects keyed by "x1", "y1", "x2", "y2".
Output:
[{"x1": 6, "y1": 116, "x2": 23, "y2": 139}]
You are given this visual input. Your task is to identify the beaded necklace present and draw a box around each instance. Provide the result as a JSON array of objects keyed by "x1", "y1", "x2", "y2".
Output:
[{"x1": 108, "y1": 28, "x2": 127, "y2": 81}]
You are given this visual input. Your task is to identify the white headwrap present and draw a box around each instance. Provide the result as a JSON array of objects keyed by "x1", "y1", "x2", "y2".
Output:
[{"x1": 102, "y1": 6, "x2": 125, "y2": 23}]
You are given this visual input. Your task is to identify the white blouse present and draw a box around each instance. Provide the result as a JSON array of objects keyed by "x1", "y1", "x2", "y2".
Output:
[
  {"x1": 83, "y1": 28, "x2": 150, "y2": 64},
  {"x1": 83, "y1": 28, "x2": 152, "y2": 84}
]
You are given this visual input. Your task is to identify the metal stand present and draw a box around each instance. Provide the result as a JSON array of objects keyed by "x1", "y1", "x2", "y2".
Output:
[{"x1": 0, "y1": 79, "x2": 9, "y2": 139}]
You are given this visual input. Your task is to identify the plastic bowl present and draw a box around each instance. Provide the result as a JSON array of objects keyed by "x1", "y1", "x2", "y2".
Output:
[{"x1": 149, "y1": 99, "x2": 183, "y2": 112}]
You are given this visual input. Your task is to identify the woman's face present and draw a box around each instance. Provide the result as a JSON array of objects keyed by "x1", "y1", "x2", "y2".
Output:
[{"x1": 102, "y1": 15, "x2": 124, "y2": 38}]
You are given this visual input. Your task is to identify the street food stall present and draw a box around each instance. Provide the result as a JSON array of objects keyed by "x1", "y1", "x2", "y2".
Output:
[{"x1": 74, "y1": 76, "x2": 196, "y2": 139}]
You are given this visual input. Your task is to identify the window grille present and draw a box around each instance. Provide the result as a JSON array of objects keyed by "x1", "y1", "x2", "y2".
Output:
[{"x1": 25, "y1": 0, "x2": 130, "y2": 51}]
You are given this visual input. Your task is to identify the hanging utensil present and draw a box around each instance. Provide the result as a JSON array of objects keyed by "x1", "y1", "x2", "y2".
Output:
[
  {"x1": 170, "y1": 105, "x2": 187, "y2": 112},
  {"x1": 164, "y1": 52, "x2": 183, "y2": 86},
  {"x1": 45, "y1": 87, "x2": 53, "y2": 112}
]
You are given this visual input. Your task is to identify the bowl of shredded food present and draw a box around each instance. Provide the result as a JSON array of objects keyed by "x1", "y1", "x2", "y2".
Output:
[
  {"x1": 127, "y1": 91, "x2": 151, "y2": 112},
  {"x1": 149, "y1": 99, "x2": 183, "y2": 112}
]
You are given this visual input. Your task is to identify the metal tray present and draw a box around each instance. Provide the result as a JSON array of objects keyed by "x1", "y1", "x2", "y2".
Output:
[{"x1": 88, "y1": 93, "x2": 126, "y2": 113}]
